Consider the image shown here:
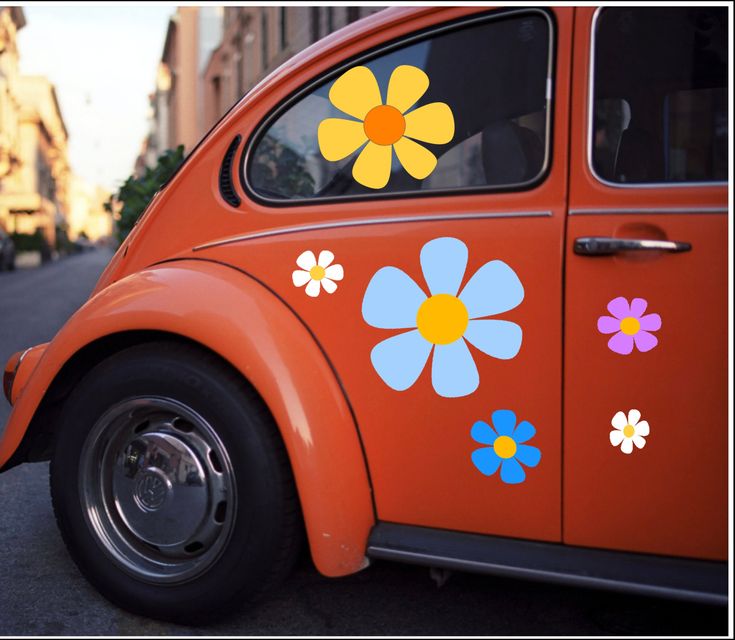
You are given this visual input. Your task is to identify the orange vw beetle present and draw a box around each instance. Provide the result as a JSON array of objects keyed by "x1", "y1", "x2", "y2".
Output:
[{"x1": 1, "y1": 6, "x2": 728, "y2": 621}]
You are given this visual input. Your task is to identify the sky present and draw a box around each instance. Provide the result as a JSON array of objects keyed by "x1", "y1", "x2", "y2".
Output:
[{"x1": 17, "y1": 5, "x2": 174, "y2": 192}]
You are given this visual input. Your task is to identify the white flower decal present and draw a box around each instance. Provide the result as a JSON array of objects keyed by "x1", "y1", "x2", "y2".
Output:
[
  {"x1": 292, "y1": 250, "x2": 344, "y2": 298},
  {"x1": 609, "y1": 409, "x2": 649, "y2": 454}
]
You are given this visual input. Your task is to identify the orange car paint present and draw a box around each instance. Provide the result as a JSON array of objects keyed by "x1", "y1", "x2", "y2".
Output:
[
  {"x1": 0, "y1": 5, "x2": 727, "y2": 574},
  {"x1": 0, "y1": 262, "x2": 374, "y2": 576},
  {"x1": 562, "y1": 8, "x2": 728, "y2": 560}
]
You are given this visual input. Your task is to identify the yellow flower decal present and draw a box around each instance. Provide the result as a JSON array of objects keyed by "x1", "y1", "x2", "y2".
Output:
[{"x1": 318, "y1": 65, "x2": 455, "y2": 189}]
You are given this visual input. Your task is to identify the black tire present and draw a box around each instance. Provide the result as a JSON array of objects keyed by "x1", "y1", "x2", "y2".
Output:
[{"x1": 50, "y1": 341, "x2": 302, "y2": 623}]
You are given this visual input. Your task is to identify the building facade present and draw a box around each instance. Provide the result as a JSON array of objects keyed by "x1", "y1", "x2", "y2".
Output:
[
  {"x1": 66, "y1": 174, "x2": 111, "y2": 242},
  {"x1": 0, "y1": 75, "x2": 70, "y2": 247},
  {"x1": 0, "y1": 6, "x2": 25, "y2": 230}
]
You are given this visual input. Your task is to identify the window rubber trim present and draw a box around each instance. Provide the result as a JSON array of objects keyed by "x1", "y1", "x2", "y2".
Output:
[
  {"x1": 586, "y1": 6, "x2": 728, "y2": 190},
  {"x1": 240, "y1": 7, "x2": 558, "y2": 208}
]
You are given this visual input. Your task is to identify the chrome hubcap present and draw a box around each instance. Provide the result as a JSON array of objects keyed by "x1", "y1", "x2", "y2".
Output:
[{"x1": 80, "y1": 397, "x2": 236, "y2": 583}]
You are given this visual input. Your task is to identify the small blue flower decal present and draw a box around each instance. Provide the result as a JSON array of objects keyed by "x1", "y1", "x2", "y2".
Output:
[
  {"x1": 362, "y1": 237, "x2": 523, "y2": 398},
  {"x1": 471, "y1": 410, "x2": 541, "y2": 484}
]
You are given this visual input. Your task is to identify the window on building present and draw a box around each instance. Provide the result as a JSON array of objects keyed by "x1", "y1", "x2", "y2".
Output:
[
  {"x1": 326, "y1": 7, "x2": 334, "y2": 34},
  {"x1": 261, "y1": 10, "x2": 268, "y2": 72},
  {"x1": 279, "y1": 7, "x2": 288, "y2": 50},
  {"x1": 310, "y1": 7, "x2": 320, "y2": 43},
  {"x1": 247, "y1": 10, "x2": 552, "y2": 202},
  {"x1": 591, "y1": 7, "x2": 727, "y2": 184},
  {"x1": 346, "y1": 7, "x2": 360, "y2": 24}
]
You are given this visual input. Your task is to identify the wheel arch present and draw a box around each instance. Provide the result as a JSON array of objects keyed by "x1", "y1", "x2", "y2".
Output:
[{"x1": 0, "y1": 260, "x2": 375, "y2": 576}]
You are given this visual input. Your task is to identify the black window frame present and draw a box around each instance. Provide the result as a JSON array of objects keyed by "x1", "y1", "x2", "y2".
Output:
[
  {"x1": 587, "y1": 6, "x2": 728, "y2": 189},
  {"x1": 240, "y1": 8, "x2": 557, "y2": 209}
]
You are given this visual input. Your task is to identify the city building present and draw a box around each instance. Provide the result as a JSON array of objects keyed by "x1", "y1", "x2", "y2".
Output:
[
  {"x1": 0, "y1": 6, "x2": 26, "y2": 226},
  {"x1": 138, "y1": 6, "x2": 384, "y2": 172},
  {"x1": 66, "y1": 174, "x2": 112, "y2": 242},
  {"x1": 0, "y1": 75, "x2": 70, "y2": 247}
]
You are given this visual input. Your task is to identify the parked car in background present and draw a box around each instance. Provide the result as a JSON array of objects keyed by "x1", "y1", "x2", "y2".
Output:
[
  {"x1": 0, "y1": 222, "x2": 16, "y2": 271},
  {"x1": 0, "y1": 5, "x2": 728, "y2": 623}
]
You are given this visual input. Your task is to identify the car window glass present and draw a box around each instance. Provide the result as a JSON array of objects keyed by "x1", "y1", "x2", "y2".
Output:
[
  {"x1": 247, "y1": 11, "x2": 551, "y2": 202},
  {"x1": 591, "y1": 7, "x2": 727, "y2": 184}
]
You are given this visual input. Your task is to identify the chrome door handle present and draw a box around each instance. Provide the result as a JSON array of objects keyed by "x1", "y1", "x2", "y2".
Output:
[{"x1": 574, "y1": 236, "x2": 692, "y2": 256}]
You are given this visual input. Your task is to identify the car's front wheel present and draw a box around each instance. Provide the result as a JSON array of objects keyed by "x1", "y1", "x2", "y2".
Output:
[{"x1": 50, "y1": 341, "x2": 301, "y2": 622}]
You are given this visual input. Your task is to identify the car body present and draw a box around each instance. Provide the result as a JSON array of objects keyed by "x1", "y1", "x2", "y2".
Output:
[
  {"x1": 0, "y1": 5, "x2": 728, "y2": 621},
  {"x1": 0, "y1": 222, "x2": 16, "y2": 271}
]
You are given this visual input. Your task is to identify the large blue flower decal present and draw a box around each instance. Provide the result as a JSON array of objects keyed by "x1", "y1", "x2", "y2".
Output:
[
  {"x1": 471, "y1": 410, "x2": 541, "y2": 484},
  {"x1": 361, "y1": 237, "x2": 524, "y2": 398}
]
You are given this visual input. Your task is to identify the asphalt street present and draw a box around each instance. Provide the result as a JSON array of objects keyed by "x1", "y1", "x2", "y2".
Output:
[{"x1": 0, "y1": 250, "x2": 728, "y2": 635}]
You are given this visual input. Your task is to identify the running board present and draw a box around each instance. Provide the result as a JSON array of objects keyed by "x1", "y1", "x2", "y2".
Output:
[{"x1": 366, "y1": 523, "x2": 727, "y2": 606}]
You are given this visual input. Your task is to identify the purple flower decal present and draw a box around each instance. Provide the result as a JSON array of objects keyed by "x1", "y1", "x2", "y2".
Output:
[{"x1": 597, "y1": 297, "x2": 662, "y2": 355}]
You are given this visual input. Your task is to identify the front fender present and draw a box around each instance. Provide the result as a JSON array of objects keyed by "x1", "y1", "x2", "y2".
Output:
[{"x1": 0, "y1": 259, "x2": 374, "y2": 576}]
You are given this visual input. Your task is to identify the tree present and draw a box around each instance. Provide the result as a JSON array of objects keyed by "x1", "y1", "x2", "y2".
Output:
[{"x1": 105, "y1": 145, "x2": 185, "y2": 243}]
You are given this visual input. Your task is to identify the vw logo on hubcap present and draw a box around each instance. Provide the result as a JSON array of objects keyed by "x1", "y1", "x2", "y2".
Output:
[{"x1": 133, "y1": 468, "x2": 171, "y2": 511}]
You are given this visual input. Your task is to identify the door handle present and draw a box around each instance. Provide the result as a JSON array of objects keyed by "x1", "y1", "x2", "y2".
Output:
[{"x1": 574, "y1": 236, "x2": 692, "y2": 256}]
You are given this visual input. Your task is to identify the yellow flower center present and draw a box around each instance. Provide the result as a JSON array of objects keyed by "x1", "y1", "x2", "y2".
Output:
[
  {"x1": 620, "y1": 317, "x2": 641, "y2": 336},
  {"x1": 623, "y1": 424, "x2": 635, "y2": 438},
  {"x1": 494, "y1": 435, "x2": 517, "y2": 459},
  {"x1": 416, "y1": 294, "x2": 469, "y2": 345},
  {"x1": 363, "y1": 104, "x2": 405, "y2": 146},
  {"x1": 309, "y1": 265, "x2": 326, "y2": 281}
]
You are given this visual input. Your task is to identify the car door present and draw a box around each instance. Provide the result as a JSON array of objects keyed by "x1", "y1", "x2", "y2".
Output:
[
  {"x1": 564, "y1": 7, "x2": 728, "y2": 560},
  {"x1": 207, "y1": 7, "x2": 573, "y2": 542}
]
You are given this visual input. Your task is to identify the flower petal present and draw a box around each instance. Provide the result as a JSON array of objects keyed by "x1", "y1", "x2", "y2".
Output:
[
  {"x1": 639, "y1": 313, "x2": 662, "y2": 332},
  {"x1": 634, "y1": 330, "x2": 658, "y2": 352},
  {"x1": 459, "y1": 260, "x2": 524, "y2": 319},
  {"x1": 305, "y1": 279, "x2": 321, "y2": 297},
  {"x1": 597, "y1": 315, "x2": 621, "y2": 334},
  {"x1": 324, "y1": 264, "x2": 344, "y2": 281},
  {"x1": 431, "y1": 339, "x2": 478, "y2": 398},
  {"x1": 352, "y1": 141, "x2": 392, "y2": 189},
  {"x1": 370, "y1": 329, "x2": 432, "y2": 391},
  {"x1": 635, "y1": 420, "x2": 650, "y2": 437},
  {"x1": 317, "y1": 118, "x2": 368, "y2": 161},
  {"x1": 492, "y1": 409, "x2": 517, "y2": 436},
  {"x1": 471, "y1": 420, "x2": 497, "y2": 445},
  {"x1": 608, "y1": 332, "x2": 634, "y2": 355},
  {"x1": 512, "y1": 420, "x2": 536, "y2": 444},
  {"x1": 318, "y1": 250, "x2": 335, "y2": 268},
  {"x1": 515, "y1": 444, "x2": 541, "y2": 468},
  {"x1": 386, "y1": 65, "x2": 429, "y2": 114},
  {"x1": 464, "y1": 319, "x2": 522, "y2": 360},
  {"x1": 393, "y1": 137, "x2": 437, "y2": 180},
  {"x1": 611, "y1": 411, "x2": 628, "y2": 429},
  {"x1": 627, "y1": 409, "x2": 641, "y2": 426},
  {"x1": 321, "y1": 278, "x2": 337, "y2": 294},
  {"x1": 607, "y1": 296, "x2": 631, "y2": 319},
  {"x1": 329, "y1": 66, "x2": 382, "y2": 120},
  {"x1": 362, "y1": 266, "x2": 426, "y2": 329},
  {"x1": 610, "y1": 429, "x2": 625, "y2": 446},
  {"x1": 620, "y1": 438, "x2": 634, "y2": 454},
  {"x1": 629, "y1": 297, "x2": 648, "y2": 318},
  {"x1": 419, "y1": 236, "x2": 468, "y2": 296},
  {"x1": 296, "y1": 250, "x2": 317, "y2": 270},
  {"x1": 472, "y1": 447, "x2": 502, "y2": 476},
  {"x1": 500, "y1": 457, "x2": 526, "y2": 484},
  {"x1": 633, "y1": 435, "x2": 647, "y2": 449},
  {"x1": 403, "y1": 102, "x2": 455, "y2": 144},
  {"x1": 292, "y1": 270, "x2": 311, "y2": 287}
]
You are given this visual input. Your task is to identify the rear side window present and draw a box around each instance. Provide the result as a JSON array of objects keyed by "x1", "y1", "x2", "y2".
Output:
[
  {"x1": 246, "y1": 10, "x2": 552, "y2": 203},
  {"x1": 591, "y1": 7, "x2": 728, "y2": 185}
]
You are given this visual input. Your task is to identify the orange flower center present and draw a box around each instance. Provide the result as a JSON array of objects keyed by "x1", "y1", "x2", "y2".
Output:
[{"x1": 363, "y1": 105, "x2": 405, "y2": 146}]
